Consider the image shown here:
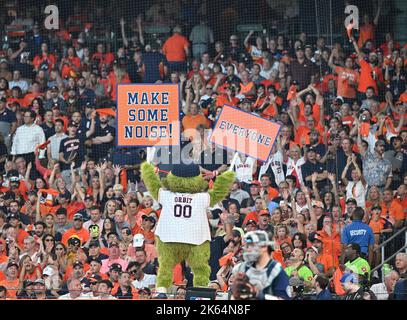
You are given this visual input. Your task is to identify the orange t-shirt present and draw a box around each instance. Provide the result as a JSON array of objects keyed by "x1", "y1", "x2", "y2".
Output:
[
  {"x1": 33, "y1": 53, "x2": 56, "y2": 71},
  {"x1": 61, "y1": 57, "x2": 81, "y2": 79},
  {"x1": 181, "y1": 114, "x2": 210, "y2": 140},
  {"x1": 215, "y1": 94, "x2": 240, "y2": 108},
  {"x1": 334, "y1": 66, "x2": 359, "y2": 98},
  {"x1": 0, "y1": 278, "x2": 20, "y2": 298},
  {"x1": 240, "y1": 81, "x2": 255, "y2": 97},
  {"x1": 162, "y1": 34, "x2": 189, "y2": 62},
  {"x1": 61, "y1": 228, "x2": 90, "y2": 246},
  {"x1": 358, "y1": 59, "x2": 383, "y2": 95},
  {"x1": 369, "y1": 218, "x2": 385, "y2": 234},
  {"x1": 380, "y1": 200, "x2": 404, "y2": 222},
  {"x1": 131, "y1": 225, "x2": 155, "y2": 244}
]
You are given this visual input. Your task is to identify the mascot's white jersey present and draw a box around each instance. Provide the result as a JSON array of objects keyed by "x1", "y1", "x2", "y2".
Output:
[{"x1": 157, "y1": 189, "x2": 211, "y2": 245}]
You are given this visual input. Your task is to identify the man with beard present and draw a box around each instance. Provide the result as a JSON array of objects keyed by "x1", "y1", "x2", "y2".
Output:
[
  {"x1": 90, "y1": 114, "x2": 115, "y2": 162},
  {"x1": 351, "y1": 37, "x2": 383, "y2": 99},
  {"x1": 358, "y1": 139, "x2": 392, "y2": 191},
  {"x1": 76, "y1": 76, "x2": 96, "y2": 108}
]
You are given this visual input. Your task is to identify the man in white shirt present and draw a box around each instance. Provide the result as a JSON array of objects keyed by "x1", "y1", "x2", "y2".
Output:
[
  {"x1": 131, "y1": 262, "x2": 156, "y2": 290},
  {"x1": 11, "y1": 110, "x2": 45, "y2": 163},
  {"x1": 370, "y1": 271, "x2": 400, "y2": 300},
  {"x1": 58, "y1": 278, "x2": 90, "y2": 300},
  {"x1": 9, "y1": 70, "x2": 29, "y2": 93},
  {"x1": 47, "y1": 118, "x2": 67, "y2": 161}
]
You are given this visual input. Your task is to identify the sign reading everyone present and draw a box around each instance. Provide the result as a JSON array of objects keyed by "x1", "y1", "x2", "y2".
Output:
[{"x1": 209, "y1": 105, "x2": 281, "y2": 162}]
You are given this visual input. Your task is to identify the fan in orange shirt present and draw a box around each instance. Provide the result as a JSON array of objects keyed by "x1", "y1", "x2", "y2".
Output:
[
  {"x1": 107, "y1": 64, "x2": 131, "y2": 101},
  {"x1": 131, "y1": 215, "x2": 156, "y2": 244},
  {"x1": 162, "y1": 26, "x2": 189, "y2": 63},
  {"x1": 61, "y1": 215, "x2": 90, "y2": 247},
  {"x1": 33, "y1": 43, "x2": 56, "y2": 74},
  {"x1": 0, "y1": 262, "x2": 20, "y2": 298},
  {"x1": 329, "y1": 54, "x2": 359, "y2": 99},
  {"x1": 60, "y1": 48, "x2": 81, "y2": 79},
  {"x1": 181, "y1": 103, "x2": 210, "y2": 141},
  {"x1": 357, "y1": 4, "x2": 382, "y2": 48}
]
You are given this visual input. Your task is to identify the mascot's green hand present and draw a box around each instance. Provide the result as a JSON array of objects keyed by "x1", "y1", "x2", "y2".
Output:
[
  {"x1": 209, "y1": 171, "x2": 236, "y2": 206},
  {"x1": 140, "y1": 161, "x2": 161, "y2": 201}
]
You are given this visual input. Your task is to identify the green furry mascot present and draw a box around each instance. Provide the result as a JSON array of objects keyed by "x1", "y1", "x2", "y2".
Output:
[{"x1": 141, "y1": 161, "x2": 235, "y2": 290}]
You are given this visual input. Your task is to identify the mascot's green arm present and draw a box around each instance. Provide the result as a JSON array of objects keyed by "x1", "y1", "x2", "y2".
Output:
[
  {"x1": 140, "y1": 162, "x2": 161, "y2": 201},
  {"x1": 208, "y1": 171, "x2": 236, "y2": 207}
]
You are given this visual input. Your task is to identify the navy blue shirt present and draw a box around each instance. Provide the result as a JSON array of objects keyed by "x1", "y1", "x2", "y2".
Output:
[
  {"x1": 77, "y1": 88, "x2": 96, "y2": 108},
  {"x1": 341, "y1": 220, "x2": 374, "y2": 254},
  {"x1": 59, "y1": 135, "x2": 86, "y2": 171},
  {"x1": 142, "y1": 52, "x2": 167, "y2": 83},
  {"x1": 301, "y1": 160, "x2": 327, "y2": 189}
]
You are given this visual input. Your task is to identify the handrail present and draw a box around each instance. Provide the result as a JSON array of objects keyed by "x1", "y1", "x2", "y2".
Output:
[
  {"x1": 373, "y1": 226, "x2": 407, "y2": 252},
  {"x1": 371, "y1": 243, "x2": 407, "y2": 274}
]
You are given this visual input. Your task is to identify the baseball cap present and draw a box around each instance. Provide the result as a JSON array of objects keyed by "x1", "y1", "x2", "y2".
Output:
[
  {"x1": 89, "y1": 274, "x2": 102, "y2": 282},
  {"x1": 89, "y1": 257, "x2": 102, "y2": 265},
  {"x1": 8, "y1": 213, "x2": 21, "y2": 221},
  {"x1": 259, "y1": 209, "x2": 270, "y2": 216},
  {"x1": 375, "y1": 139, "x2": 386, "y2": 147},
  {"x1": 142, "y1": 214, "x2": 156, "y2": 224},
  {"x1": 84, "y1": 195, "x2": 94, "y2": 201},
  {"x1": 68, "y1": 121, "x2": 78, "y2": 128},
  {"x1": 7, "y1": 170, "x2": 20, "y2": 180},
  {"x1": 308, "y1": 146, "x2": 317, "y2": 153},
  {"x1": 73, "y1": 213, "x2": 83, "y2": 221},
  {"x1": 33, "y1": 278, "x2": 46, "y2": 286},
  {"x1": 133, "y1": 234, "x2": 145, "y2": 248},
  {"x1": 138, "y1": 287, "x2": 151, "y2": 295},
  {"x1": 312, "y1": 200, "x2": 324, "y2": 208},
  {"x1": 346, "y1": 198, "x2": 357, "y2": 205},
  {"x1": 7, "y1": 261, "x2": 19, "y2": 269},
  {"x1": 73, "y1": 260, "x2": 84, "y2": 268},
  {"x1": 51, "y1": 102, "x2": 60, "y2": 109},
  {"x1": 371, "y1": 205, "x2": 382, "y2": 212},
  {"x1": 42, "y1": 265, "x2": 55, "y2": 277},
  {"x1": 340, "y1": 273, "x2": 358, "y2": 284},
  {"x1": 85, "y1": 102, "x2": 95, "y2": 108},
  {"x1": 246, "y1": 219, "x2": 258, "y2": 226},
  {"x1": 249, "y1": 180, "x2": 261, "y2": 186},
  {"x1": 109, "y1": 263, "x2": 122, "y2": 272},
  {"x1": 296, "y1": 45, "x2": 305, "y2": 51},
  {"x1": 23, "y1": 279, "x2": 33, "y2": 288},
  {"x1": 334, "y1": 96, "x2": 345, "y2": 105},
  {"x1": 68, "y1": 235, "x2": 81, "y2": 246},
  {"x1": 232, "y1": 227, "x2": 244, "y2": 238},
  {"x1": 50, "y1": 85, "x2": 58, "y2": 91}
]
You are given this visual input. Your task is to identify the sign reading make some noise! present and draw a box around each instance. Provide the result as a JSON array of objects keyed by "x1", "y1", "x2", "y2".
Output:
[{"x1": 117, "y1": 84, "x2": 180, "y2": 147}]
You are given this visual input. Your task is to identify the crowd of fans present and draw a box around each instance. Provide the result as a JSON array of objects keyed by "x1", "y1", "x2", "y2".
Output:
[{"x1": 0, "y1": 0, "x2": 406, "y2": 300}]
